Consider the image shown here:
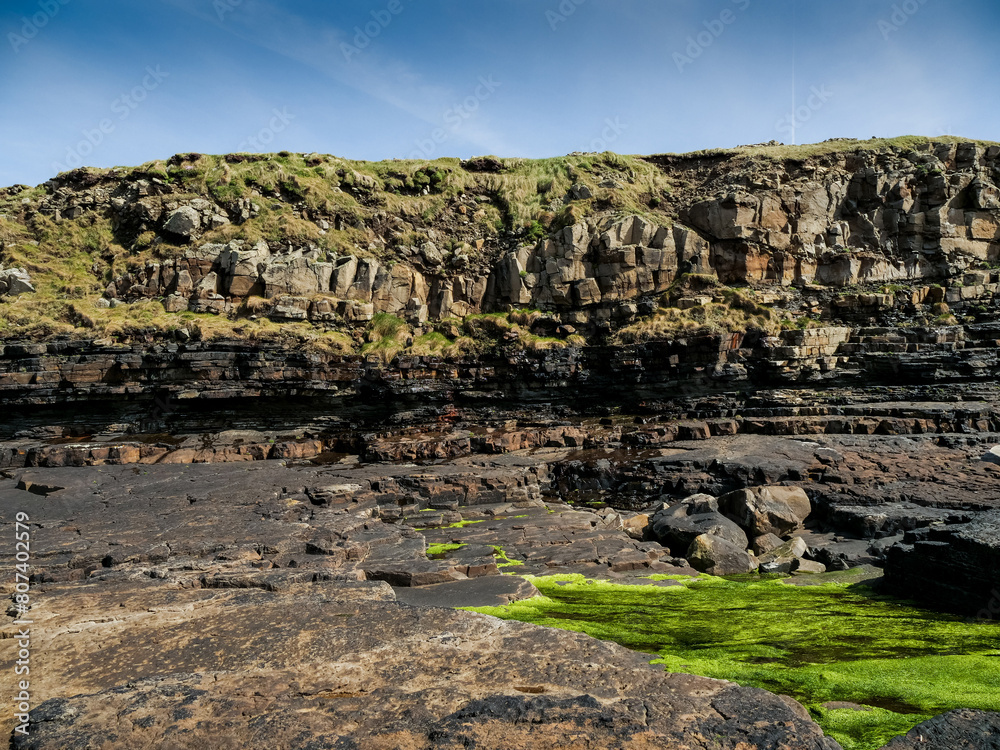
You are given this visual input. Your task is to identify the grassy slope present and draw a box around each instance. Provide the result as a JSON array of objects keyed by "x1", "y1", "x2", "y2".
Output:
[
  {"x1": 468, "y1": 572, "x2": 1000, "y2": 750},
  {"x1": 664, "y1": 134, "x2": 1000, "y2": 162}
]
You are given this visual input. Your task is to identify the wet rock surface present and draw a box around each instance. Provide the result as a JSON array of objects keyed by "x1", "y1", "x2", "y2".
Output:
[
  {"x1": 9, "y1": 592, "x2": 841, "y2": 750},
  {"x1": 3, "y1": 430, "x2": 1000, "y2": 746},
  {"x1": 880, "y1": 708, "x2": 1000, "y2": 749},
  {"x1": 884, "y1": 510, "x2": 1000, "y2": 616},
  {"x1": 1, "y1": 458, "x2": 845, "y2": 749},
  {"x1": 4, "y1": 349, "x2": 1000, "y2": 747}
]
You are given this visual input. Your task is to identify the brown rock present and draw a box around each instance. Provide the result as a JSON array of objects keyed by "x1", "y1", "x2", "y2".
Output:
[{"x1": 687, "y1": 533, "x2": 758, "y2": 576}]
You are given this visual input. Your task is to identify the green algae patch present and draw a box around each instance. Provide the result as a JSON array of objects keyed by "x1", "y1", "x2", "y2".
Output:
[
  {"x1": 811, "y1": 706, "x2": 931, "y2": 750},
  {"x1": 445, "y1": 519, "x2": 485, "y2": 529},
  {"x1": 426, "y1": 543, "x2": 465, "y2": 556},
  {"x1": 467, "y1": 573, "x2": 1000, "y2": 750},
  {"x1": 413, "y1": 519, "x2": 485, "y2": 531},
  {"x1": 491, "y1": 545, "x2": 524, "y2": 568}
]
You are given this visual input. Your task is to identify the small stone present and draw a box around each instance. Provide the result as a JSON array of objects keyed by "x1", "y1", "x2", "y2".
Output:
[{"x1": 792, "y1": 559, "x2": 827, "y2": 574}]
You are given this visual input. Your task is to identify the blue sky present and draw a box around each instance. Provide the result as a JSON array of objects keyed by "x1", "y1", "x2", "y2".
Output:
[{"x1": 2, "y1": 0, "x2": 998, "y2": 186}]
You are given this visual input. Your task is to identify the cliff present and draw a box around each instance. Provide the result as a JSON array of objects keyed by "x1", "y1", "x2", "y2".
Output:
[{"x1": 1, "y1": 136, "x2": 999, "y2": 354}]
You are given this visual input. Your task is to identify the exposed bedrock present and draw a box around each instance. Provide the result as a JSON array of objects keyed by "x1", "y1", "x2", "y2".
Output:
[
  {"x1": 0, "y1": 461, "x2": 842, "y2": 749},
  {"x1": 883, "y1": 510, "x2": 1000, "y2": 616},
  {"x1": 880, "y1": 708, "x2": 1000, "y2": 749},
  {"x1": 10, "y1": 594, "x2": 842, "y2": 750},
  {"x1": 90, "y1": 141, "x2": 1000, "y2": 331}
]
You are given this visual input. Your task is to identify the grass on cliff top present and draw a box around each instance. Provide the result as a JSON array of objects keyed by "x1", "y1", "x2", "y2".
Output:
[
  {"x1": 671, "y1": 135, "x2": 1000, "y2": 163},
  {"x1": 1, "y1": 136, "x2": 994, "y2": 344},
  {"x1": 467, "y1": 572, "x2": 1000, "y2": 750}
]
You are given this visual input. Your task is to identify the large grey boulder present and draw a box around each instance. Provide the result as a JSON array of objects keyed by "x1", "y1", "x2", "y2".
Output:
[
  {"x1": 162, "y1": 205, "x2": 201, "y2": 239},
  {"x1": 752, "y1": 533, "x2": 786, "y2": 555},
  {"x1": 347, "y1": 258, "x2": 381, "y2": 301},
  {"x1": 420, "y1": 241, "x2": 443, "y2": 266},
  {"x1": 262, "y1": 257, "x2": 333, "y2": 297},
  {"x1": 0, "y1": 267, "x2": 35, "y2": 296},
  {"x1": 687, "y1": 533, "x2": 758, "y2": 576},
  {"x1": 719, "y1": 486, "x2": 811, "y2": 537},
  {"x1": 331, "y1": 255, "x2": 359, "y2": 297},
  {"x1": 219, "y1": 241, "x2": 270, "y2": 297},
  {"x1": 651, "y1": 494, "x2": 748, "y2": 555}
]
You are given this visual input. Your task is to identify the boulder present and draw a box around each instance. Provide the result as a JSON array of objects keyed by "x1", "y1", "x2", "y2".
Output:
[
  {"x1": 219, "y1": 240, "x2": 269, "y2": 297},
  {"x1": 651, "y1": 495, "x2": 748, "y2": 555},
  {"x1": 331, "y1": 255, "x2": 359, "y2": 297},
  {"x1": 622, "y1": 512, "x2": 650, "y2": 540},
  {"x1": 881, "y1": 708, "x2": 1000, "y2": 749},
  {"x1": 0, "y1": 267, "x2": 35, "y2": 296},
  {"x1": 687, "y1": 533, "x2": 758, "y2": 576},
  {"x1": 719, "y1": 486, "x2": 811, "y2": 537},
  {"x1": 792, "y1": 559, "x2": 827, "y2": 574},
  {"x1": 752, "y1": 533, "x2": 785, "y2": 555},
  {"x1": 757, "y1": 537, "x2": 809, "y2": 574},
  {"x1": 348, "y1": 258, "x2": 381, "y2": 301},
  {"x1": 162, "y1": 206, "x2": 201, "y2": 239},
  {"x1": 421, "y1": 241, "x2": 443, "y2": 266},
  {"x1": 262, "y1": 257, "x2": 333, "y2": 297}
]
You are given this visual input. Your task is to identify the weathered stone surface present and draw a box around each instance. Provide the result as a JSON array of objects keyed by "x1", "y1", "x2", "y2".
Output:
[
  {"x1": 392, "y1": 575, "x2": 540, "y2": 608},
  {"x1": 687, "y1": 533, "x2": 758, "y2": 576},
  {"x1": 651, "y1": 494, "x2": 749, "y2": 555},
  {"x1": 884, "y1": 510, "x2": 1000, "y2": 616},
  {"x1": 162, "y1": 205, "x2": 201, "y2": 238},
  {"x1": 719, "y1": 485, "x2": 811, "y2": 537},
  {"x1": 752, "y1": 532, "x2": 785, "y2": 555},
  {"x1": 9, "y1": 590, "x2": 839, "y2": 750},
  {"x1": 0, "y1": 268, "x2": 34, "y2": 296},
  {"x1": 880, "y1": 708, "x2": 1000, "y2": 748},
  {"x1": 0, "y1": 460, "x2": 840, "y2": 749},
  {"x1": 757, "y1": 537, "x2": 809, "y2": 574}
]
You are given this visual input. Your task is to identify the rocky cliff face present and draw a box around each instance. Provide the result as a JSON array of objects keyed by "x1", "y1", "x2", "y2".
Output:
[
  {"x1": 90, "y1": 141, "x2": 1000, "y2": 330},
  {"x1": 4, "y1": 139, "x2": 1000, "y2": 747},
  {"x1": 2, "y1": 137, "x2": 999, "y2": 344}
]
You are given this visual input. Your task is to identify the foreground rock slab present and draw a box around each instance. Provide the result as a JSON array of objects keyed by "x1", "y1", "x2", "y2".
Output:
[{"x1": 9, "y1": 582, "x2": 841, "y2": 750}]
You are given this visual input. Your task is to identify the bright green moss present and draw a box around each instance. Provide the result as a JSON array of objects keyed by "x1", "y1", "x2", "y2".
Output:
[
  {"x1": 467, "y1": 573, "x2": 1000, "y2": 750},
  {"x1": 811, "y1": 706, "x2": 929, "y2": 750},
  {"x1": 490, "y1": 545, "x2": 524, "y2": 568},
  {"x1": 426, "y1": 543, "x2": 465, "y2": 556},
  {"x1": 445, "y1": 519, "x2": 485, "y2": 529}
]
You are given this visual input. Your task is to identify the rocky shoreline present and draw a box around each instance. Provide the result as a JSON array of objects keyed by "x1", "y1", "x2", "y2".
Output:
[
  {"x1": 3, "y1": 421, "x2": 1000, "y2": 747},
  {"x1": 4, "y1": 138, "x2": 1000, "y2": 747}
]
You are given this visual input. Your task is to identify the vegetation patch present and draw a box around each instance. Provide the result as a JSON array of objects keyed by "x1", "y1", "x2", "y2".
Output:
[
  {"x1": 467, "y1": 572, "x2": 1000, "y2": 750},
  {"x1": 442, "y1": 519, "x2": 485, "y2": 529},
  {"x1": 490, "y1": 545, "x2": 524, "y2": 569},
  {"x1": 426, "y1": 543, "x2": 465, "y2": 556}
]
